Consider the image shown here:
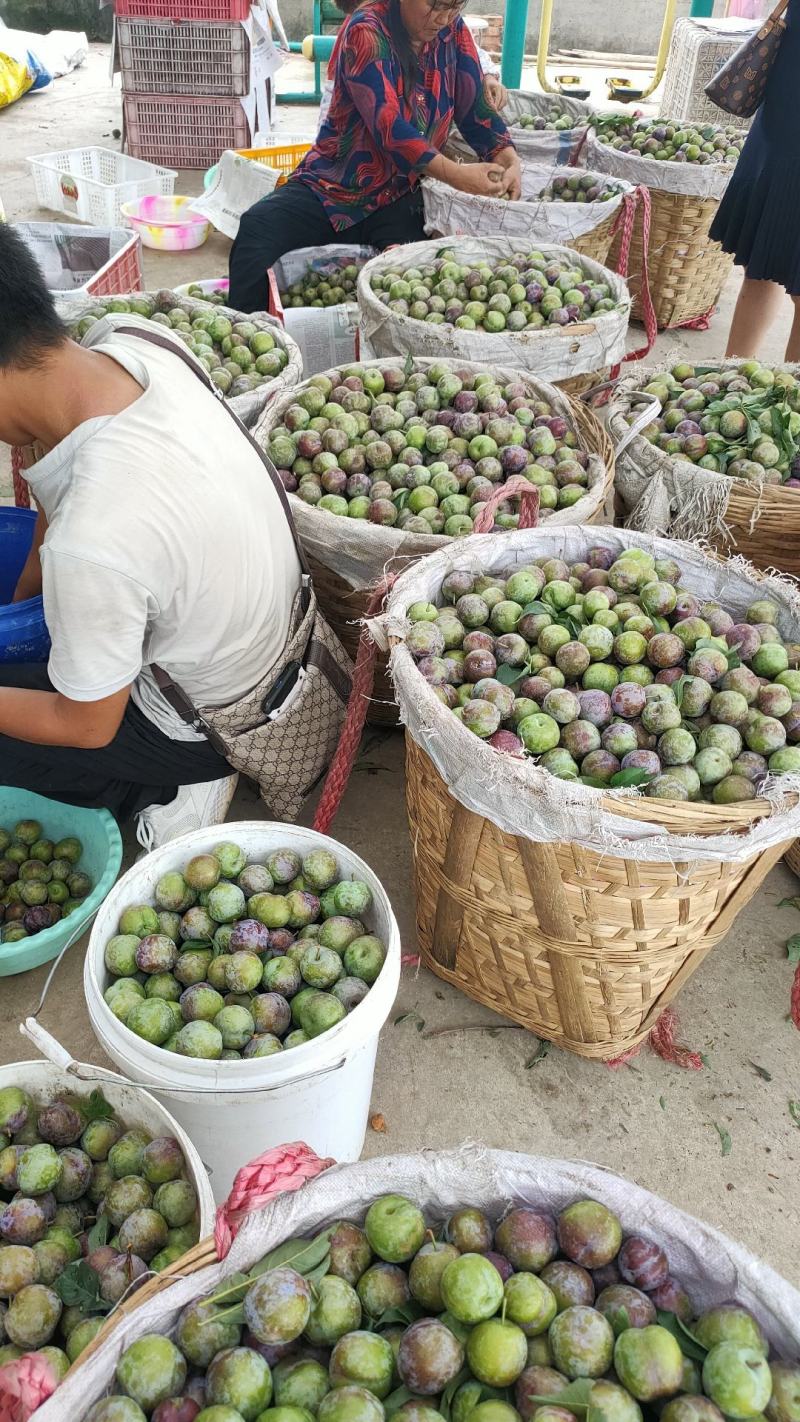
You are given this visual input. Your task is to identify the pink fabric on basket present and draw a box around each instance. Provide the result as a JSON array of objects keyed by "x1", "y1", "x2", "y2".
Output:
[
  {"x1": 0, "y1": 1354, "x2": 58, "y2": 1422},
  {"x1": 214, "y1": 1142, "x2": 335, "y2": 1258}
]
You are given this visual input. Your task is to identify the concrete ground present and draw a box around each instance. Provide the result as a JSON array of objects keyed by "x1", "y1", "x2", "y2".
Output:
[{"x1": 1, "y1": 47, "x2": 799, "y2": 1285}]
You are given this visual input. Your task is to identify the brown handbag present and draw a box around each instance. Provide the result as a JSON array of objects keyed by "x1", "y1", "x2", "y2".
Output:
[
  {"x1": 113, "y1": 323, "x2": 353, "y2": 822},
  {"x1": 705, "y1": 0, "x2": 789, "y2": 118}
]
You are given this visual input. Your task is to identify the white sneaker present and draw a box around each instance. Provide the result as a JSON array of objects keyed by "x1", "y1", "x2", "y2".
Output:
[{"x1": 136, "y1": 773, "x2": 239, "y2": 853}]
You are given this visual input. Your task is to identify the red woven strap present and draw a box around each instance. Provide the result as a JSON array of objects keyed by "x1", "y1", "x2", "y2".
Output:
[
  {"x1": 792, "y1": 960, "x2": 800, "y2": 1031},
  {"x1": 610, "y1": 186, "x2": 657, "y2": 375},
  {"x1": 0, "y1": 1353, "x2": 59, "y2": 1421},
  {"x1": 606, "y1": 1006, "x2": 704, "y2": 1070},
  {"x1": 671, "y1": 305, "x2": 716, "y2": 332},
  {"x1": 313, "y1": 574, "x2": 398, "y2": 835},
  {"x1": 472, "y1": 477, "x2": 540, "y2": 533},
  {"x1": 214, "y1": 1142, "x2": 334, "y2": 1258},
  {"x1": 11, "y1": 448, "x2": 30, "y2": 509}
]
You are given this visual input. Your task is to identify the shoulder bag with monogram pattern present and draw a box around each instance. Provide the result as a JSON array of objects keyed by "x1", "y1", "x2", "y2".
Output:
[
  {"x1": 705, "y1": 0, "x2": 789, "y2": 118},
  {"x1": 113, "y1": 323, "x2": 354, "y2": 823}
]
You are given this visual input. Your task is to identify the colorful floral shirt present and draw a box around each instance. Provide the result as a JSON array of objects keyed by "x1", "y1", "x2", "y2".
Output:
[{"x1": 293, "y1": 0, "x2": 513, "y2": 230}]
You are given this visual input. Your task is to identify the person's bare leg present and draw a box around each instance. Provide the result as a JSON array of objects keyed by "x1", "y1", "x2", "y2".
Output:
[
  {"x1": 785, "y1": 296, "x2": 800, "y2": 362},
  {"x1": 725, "y1": 275, "x2": 785, "y2": 358}
]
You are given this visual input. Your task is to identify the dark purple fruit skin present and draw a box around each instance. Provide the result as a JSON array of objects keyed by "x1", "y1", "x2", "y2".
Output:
[
  {"x1": 516, "y1": 1366, "x2": 569, "y2": 1421},
  {"x1": 596, "y1": 1283, "x2": 656, "y2": 1332},
  {"x1": 36, "y1": 1102, "x2": 84, "y2": 1148},
  {"x1": 398, "y1": 1316, "x2": 465, "y2": 1394},
  {"x1": 485, "y1": 1250, "x2": 513, "y2": 1282},
  {"x1": 592, "y1": 1262, "x2": 621, "y2": 1291},
  {"x1": 648, "y1": 1276, "x2": 693, "y2": 1321},
  {"x1": 447, "y1": 1207, "x2": 493, "y2": 1254},
  {"x1": 495, "y1": 1209, "x2": 557, "y2": 1272},
  {"x1": 618, "y1": 1235, "x2": 669, "y2": 1291}
]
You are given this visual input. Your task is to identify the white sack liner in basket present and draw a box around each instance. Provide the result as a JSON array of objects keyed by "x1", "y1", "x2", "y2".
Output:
[
  {"x1": 254, "y1": 358, "x2": 610, "y2": 591},
  {"x1": 35, "y1": 1147, "x2": 800, "y2": 1420},
  {"x1": 585, "y1": 129, "x2": 744, "y2": 201},
  {"x1": 449, "y1": 89, "x2": 592, "y2": 165},
  {"x1": 423, "y1": 163, "x2": 634, "y2": 244},
  {"x1": 377, "y1": 526, "x2": 800, "y2": 865},
  {"x1": 607, "y1": 365, "x2": 794, "y2": 543},
  {"x1": 357, "y1": 239, "x2": 630, "y2": 385},
  {"x1": 57, "y1": 288, "x2": 303, "y2": 429}
]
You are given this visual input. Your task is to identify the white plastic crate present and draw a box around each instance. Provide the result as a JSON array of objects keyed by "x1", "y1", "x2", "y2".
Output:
[
  {"x1": 28, "y1": 147, "x2": 177, "y2": 227},
  {"x1": 658, "y1": 17, "x2": 757, "y2": 127}
]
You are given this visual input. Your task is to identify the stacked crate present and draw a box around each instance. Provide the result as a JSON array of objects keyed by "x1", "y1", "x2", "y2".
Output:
[{"x1": 116, "y1": 0, "x2": 253, "y2": 170}]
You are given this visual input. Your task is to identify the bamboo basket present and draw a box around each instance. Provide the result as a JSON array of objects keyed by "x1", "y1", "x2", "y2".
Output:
[
  {"x1": 256, "y1": 361, "x2": 616, "y2": 727},
  {"x1": 784, "y1": 840, "x2": 800, "y2": 876},
  {"x1": 608, "y1": 188, "x2": 734, "y2": 329},
  {"x1": 570, "y1": 208, "x2": 619, "y2": 266},
  {"x1": 385, "y1": 527, "x2": 800, "y2": 1061},
  {"x1": 608, "y1": 361, "x2": 800, "y2": 578},
  {"x1": 404, "y1": 737, "x2": 788, "y2": 1059}
]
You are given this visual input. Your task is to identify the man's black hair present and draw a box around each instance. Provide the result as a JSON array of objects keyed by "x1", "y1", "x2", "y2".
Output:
[{"x1": 0, "y1": 223, "x2": 67, "y2": 371}]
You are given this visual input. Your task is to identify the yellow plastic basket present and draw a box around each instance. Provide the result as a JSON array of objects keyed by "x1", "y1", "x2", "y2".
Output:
[{"x1": 235, "y1": 141, "x2": 312, "y2": 185}]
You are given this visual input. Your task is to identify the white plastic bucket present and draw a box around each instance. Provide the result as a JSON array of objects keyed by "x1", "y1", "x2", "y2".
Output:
[
  {"x1": 83, "y1": 823, "x2": 401, "y2": 1202},
  {"x1": 0, "y1": 1054, "x2": 215, "y2": 1235}
]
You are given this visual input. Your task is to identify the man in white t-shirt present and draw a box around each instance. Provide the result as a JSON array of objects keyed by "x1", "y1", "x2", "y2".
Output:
[{"x1": 0, "y1": 225, "x2": 301, "y2": 845}]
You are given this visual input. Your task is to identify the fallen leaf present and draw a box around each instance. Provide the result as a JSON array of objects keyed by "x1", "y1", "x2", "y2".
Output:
[
  {"x1": 700, "y1": 1053, "x2": 711, "y2": 1067},
  {"x1": 370, "y1": 1113, "x2": 387, "y2": 1133},
  {"x1": 786, "y1": 935, "x2": 800, "y2": 963},
  {"x1": 435, "y1": 990, "x2": 444, "y2": 1001},
  {"x1": 659, "y1": 1096, "x2": 667, "y2": 1111},
  {"x1": 749, "y1": 1062, "x2": 773, "y2": 1081},
  {"x1": 778, "y1": 897, "x2": 800, "y2": 910},
  {"x1": 525, "y1": 1041, "x2": 550, "y2": 1068},
  {"x1": 789, "y1": 1100, "x2": 800, "y2": 1128},
  {"x1": 714, "y1": 1122, "x2": 732, "y2": 1156}
]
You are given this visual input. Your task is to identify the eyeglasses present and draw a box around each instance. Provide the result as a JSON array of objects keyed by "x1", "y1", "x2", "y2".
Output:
[{"x1": 427, "y1": 0, "x2": 467, "y2": 15}]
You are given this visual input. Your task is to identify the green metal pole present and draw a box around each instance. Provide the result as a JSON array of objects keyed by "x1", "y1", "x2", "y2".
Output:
[
  {"x1": 689, "y1": 0, "x2": 714, "y2": 13},
  {"x1": 500, "y1": 0, "x2": 528, "y2": 90}
]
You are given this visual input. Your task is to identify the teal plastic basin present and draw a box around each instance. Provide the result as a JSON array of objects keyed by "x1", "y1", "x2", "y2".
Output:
[{"x1": 0, "y1": 788, "x2": 122, "y2": 977}]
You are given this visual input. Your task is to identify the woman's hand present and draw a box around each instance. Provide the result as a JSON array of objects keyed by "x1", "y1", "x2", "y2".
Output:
[
  {"x1": 451, "y1": 161, "x2": 507, "y2": 197},
  {"x1": 482, "y1": 75, "x2": 508, "y2": 112},
  {"x1": 494, "y1": 145, "x2": 522, "y2": 200}
]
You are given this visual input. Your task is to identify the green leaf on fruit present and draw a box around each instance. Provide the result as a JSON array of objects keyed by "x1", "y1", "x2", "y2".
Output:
[
  {"x1": 496, "y1": 664, "x2": 526, "y2": 687},
  {"x1": 525, "y1": 1040, "x2": 550, "y2": 1068},
  {"x1": 749, "y1": 1062, "x2": 773, "y2": 1081},
  {"x1": 777, "y1": 896, "x2": 800, "y2": 910},
  {"x1": 789, "y1": 1100, "x2": 800, "y2": 1128},
  {"x1": 305, "y1": 1253, "x2": 331, "y2": 1289},
  {"x1": 580, "y1": 775, "x2": 608, "y2": 788},
  {"x1": 87, "y1": 1213, "x2": 110, "y2": 1252},
  {"x1": 403, "y1": 353, "x2": 414, "y2": 378},
  {"x1": 556, "y1": 615, "x2": 582, "y2": 639},
  {"x1": 531, "y1": 1381, "x2": 595, "y2": 1415},
  {"x1": 392, "y1": 490, "x2": 410, "y2": 510},
  {"x1": 54, "y1": 1260, "x2": 112, "y2": 1315},
  {"x1": 521, "y1": 601, "x2": 549, "y2": 617},
  {"x1": 786, "y1": 934, "x2": 800, "y2": 963},
  {"x1": 656, "y1": 1310, "x2": 707, "y2": 1362},
  {"x1": 377, "y1": 1301, "x2": 427, "y2": 1327},
  {"x1": 254, "y1": 1227, "x2": 335, "y2": 1278},
  {"x1": 439, "y1": 1311, "x2": 472, "y2": 1344},
  {"x1": 673, "y1": 675, "x2": 689, "y2": 709},
  {"x1": 714, "y1": 1122, "x2": 732, "y2": 1156},
  {"x1": 65, "y1": 1089, "x2": 114, "y2": 1124},
  {"x1": 384, "y1": 1388, "x2": 415, "y2": 1416},
  {"x1": 610, "y1": 768, "x2": 654, "y2": 788},
  {"x1": 440, "y1": 1367, "x2": 472, "y2": 1422}
]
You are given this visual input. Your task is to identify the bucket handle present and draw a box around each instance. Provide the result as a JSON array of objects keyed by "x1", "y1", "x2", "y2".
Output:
[{"x1": 20, "y1": 1018, "x2": 350, "y2": 1096}]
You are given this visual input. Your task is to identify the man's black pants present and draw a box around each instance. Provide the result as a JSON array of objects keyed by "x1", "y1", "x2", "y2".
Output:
[
  {"x1": 229, "y1": 179, "x2": 426, "y2": 313},
  {"x1": 0, "y1": 664, "x2": 228, "y2": 820}
]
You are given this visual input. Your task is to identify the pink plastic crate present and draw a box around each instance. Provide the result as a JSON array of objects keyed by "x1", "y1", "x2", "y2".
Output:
[
  {"x1": 116, "y1": 17, "x2": 250, "y2": 97},
  {"x1": 115, "y1": 0, "x2": 250, "y2": 19},
  {"x1": 123, "y1": 94, "x2": 250, "y2": 169},
  {"x1": 87, "y1": 236, "x2": 144, "y2": 295}
]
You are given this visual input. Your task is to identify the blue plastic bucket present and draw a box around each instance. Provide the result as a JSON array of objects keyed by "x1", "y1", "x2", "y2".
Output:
[
  {"x1": 0, "y1": 787, "x2": 122, "y2": 977},
  {"x1": 0, "y1": 507, "x2": 50, "y2": 663}
]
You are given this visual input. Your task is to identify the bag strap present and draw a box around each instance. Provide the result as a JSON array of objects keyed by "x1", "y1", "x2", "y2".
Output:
[
  {"x1": 112, "y1": 322, "x2": 312, "y2": 582},
  {"x1": 768, "y1": 0, "x2": 789, "y2": 21},
  {"x1": 111, "y1": 321, "x2": 313, "y2": 736}
]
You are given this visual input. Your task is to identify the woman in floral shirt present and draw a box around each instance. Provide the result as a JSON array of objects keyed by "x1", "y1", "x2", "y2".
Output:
[{"x1": 228, "y1": 0, "x2": 519, "y2": 312}]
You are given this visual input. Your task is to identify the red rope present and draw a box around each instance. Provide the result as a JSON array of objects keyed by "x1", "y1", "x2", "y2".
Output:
[
  {"x1": 609, "y1": 185, "x2": 657, "y2": 377},
  {"x1": 792, "y1": 960, "x2": 800, "y2": 1031},
  {"x1": 312, "y1": 574, "x2": 397, "y2": 835},
  {"x1": 606, "y1": 1006, "x2": 704, "y2": 1070},
  {"x1": 670, "y1": 305, "x2": 716, "y2": 332},
  {"x1": 472, "y1": 477, "x2": 540, "y2": 533},
  {"x1": 11, "y1": 448, "x2": 30, "y2": 509}
]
